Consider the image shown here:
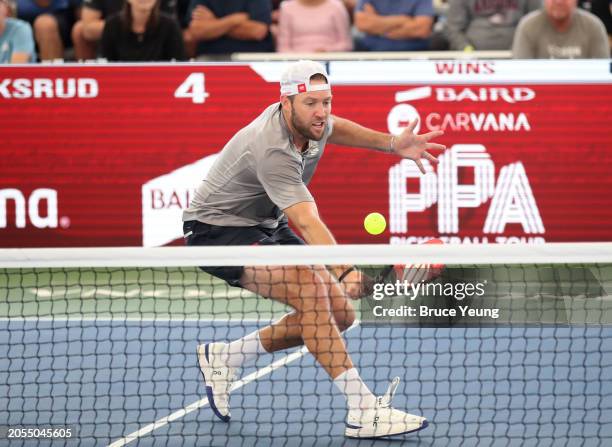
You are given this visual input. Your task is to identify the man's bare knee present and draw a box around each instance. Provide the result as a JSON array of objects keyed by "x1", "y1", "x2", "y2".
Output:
[
  {"x1": 335, "y1": 307, "x2": 356, "y2": 331},
  {"x1": 333, "y1": 297, "x2": 356, "y2": 331},
  {"x1": 241, "y1": 265, "x2": 331, "y2": 314},
  {"x1": 288, "y1": 266, "x2": 330, "y2": 313}
]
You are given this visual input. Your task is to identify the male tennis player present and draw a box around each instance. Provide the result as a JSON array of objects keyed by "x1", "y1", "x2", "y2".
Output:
[{"x1": 183, "y1": 60, "x2": 445, "y2": 438}]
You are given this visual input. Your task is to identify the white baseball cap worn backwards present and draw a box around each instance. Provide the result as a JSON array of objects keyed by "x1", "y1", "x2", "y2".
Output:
[{"x1": 280, "y1": 60, "x2": 331, "y2": 96}]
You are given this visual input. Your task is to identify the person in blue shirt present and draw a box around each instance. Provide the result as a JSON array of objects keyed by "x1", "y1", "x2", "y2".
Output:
[
  {"x1": 16, "y1": 0, "x2": 77, "y2": 60},
  {"x1": 184, "y1": 0, "x2": 273, "y2": 57},
  {"x1": 0, "y1": 0, "x2": 35, "y2": 62},
  {"x1": 354, "y1": 0, "x2": 434, "y2": 51}
]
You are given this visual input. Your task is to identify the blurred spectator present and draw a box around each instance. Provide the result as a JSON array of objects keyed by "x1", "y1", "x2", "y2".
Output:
[
  {"x1": 176, "y1": 0, "x2": 188, "y2": 25},
  {"x1": 341, "y1": 0, "x2": 356, "y2": 19},
  {"x1": 277, "y1": 0, "x2": 352, "y2": 52},
  {"x1": 0, "y1": 0, "x2": 36, "y2": 62},
  {"x1": 72, "y1": 0, "x2": 176, "y2": 61},
  {"x1": 270, "y1": 0, "x2": 282, "y2": 39},
  {"x1": 427, "y1": 0, "x2": 449, "y2": 49},
  {"x1": 512, "y1": 0, "x2": 608, "y2": 57},
  {"x1": 581, "y1": 0, "x2": 612, "y2": 53},
  {"x1": 271, "y1": 0, "x2": 282, "y2": 18},
  {"x1": 354, "y1": 0, "x2": 434, "y2": 51},
  {"x1": 272, "y1": 0, "x2": 356, "y2": 38},
  {"x1": 185, "y1": 0, "x2": 273, "y2": 57},
  {"x1": 100, "y1": 0, "x2": 185, "y2": 60},
  {"x1": 446, "y1": 0, "x2": 541, "y2": 51},
  {"x1": 16, "y1": 0, "x2": 77, "y2": 60}
]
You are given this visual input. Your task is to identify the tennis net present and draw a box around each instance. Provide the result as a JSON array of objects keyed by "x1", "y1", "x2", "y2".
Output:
[{"x1": 1, "y1": 243, "x2": 611, "y2": 446}]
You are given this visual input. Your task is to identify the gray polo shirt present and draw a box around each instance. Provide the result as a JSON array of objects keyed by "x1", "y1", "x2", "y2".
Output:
[
  {"x1": 512, "y1": 9, "x2": 609, "y2": 59},
  {"x1": 182, "y1": 102, "x2": 333, "y2": 228}
]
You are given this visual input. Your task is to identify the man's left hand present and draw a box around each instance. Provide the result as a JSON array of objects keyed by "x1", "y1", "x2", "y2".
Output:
[
  {"x1": 340, "y1": 269, "x2": 381, "y2": 300},
  {"x1": 393, "y1": 119, "x2": 445, "y2": 174}
]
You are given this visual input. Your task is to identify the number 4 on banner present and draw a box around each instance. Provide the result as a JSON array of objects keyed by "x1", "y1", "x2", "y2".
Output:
[{"x1": 174, "y1": 73, "x2": 210, "y2": 104}]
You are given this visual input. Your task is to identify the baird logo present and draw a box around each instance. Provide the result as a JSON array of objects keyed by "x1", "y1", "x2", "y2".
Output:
[
  {"x1": 435, "y1": 87, "x2": 535, "y2": 103},
  {"x1": 0, "y1": 78, "x2": 98, "y2": 99},
  {"x1": 149, "y1": 189, "x2": 193, "y2": 210},
  {"x1": 141, "y1": 153, "x2": 219, "y2": 247}
]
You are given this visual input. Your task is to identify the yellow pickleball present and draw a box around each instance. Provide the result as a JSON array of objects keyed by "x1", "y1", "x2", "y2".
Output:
[{"x1": 364, "y1": 212, "x2": 386, "y2": 235}]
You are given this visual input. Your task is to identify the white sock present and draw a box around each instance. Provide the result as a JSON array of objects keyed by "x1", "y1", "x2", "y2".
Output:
[
  {"x1": 220, "y1": 330, "x2": 268, "y2": 368},
  {"x1": 333, "y1": 368, "x2": 377, "y2": 411}
]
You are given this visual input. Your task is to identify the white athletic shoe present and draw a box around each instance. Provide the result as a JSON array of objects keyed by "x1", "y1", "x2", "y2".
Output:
[
  {"x1": 344, "y1": 377, "x2": 428, "y2": 438},
  {"x1": 197, "y1": 342, "x2": 236, "y2": 422}
]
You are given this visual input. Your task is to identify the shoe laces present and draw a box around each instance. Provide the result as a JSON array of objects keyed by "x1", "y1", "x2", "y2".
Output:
[
  {"x1": 377, "y1": 377, "x2": 400, "y2": 408},
  {"x1": 225, "y1": 368, "x2": 236, "y2": 394}
]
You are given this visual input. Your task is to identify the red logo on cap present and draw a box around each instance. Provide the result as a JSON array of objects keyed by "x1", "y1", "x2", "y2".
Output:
[{"x1": 297, "y1": 83, "x2": 306, "y2": 93}]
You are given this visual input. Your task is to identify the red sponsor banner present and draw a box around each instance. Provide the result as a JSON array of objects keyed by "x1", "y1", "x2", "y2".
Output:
[{"x1": 1, "y1": 62, "x2": 611, "y2": 247}]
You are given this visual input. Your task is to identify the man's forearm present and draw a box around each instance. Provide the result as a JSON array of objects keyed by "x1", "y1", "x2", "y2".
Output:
[
  {"x1": 295, "y1": 216, "x2": 337, "y2": 246},
  {"x1": 227, "y1": 20, "x2": 268, "y2": 41},
  {"x1": 297, "y1": 220, "x2": 353, "y2": 279},
  {"x1": 188, "y1": 16, "x2": 241, "y2": 41},
  {"x1": 355, "y1": 12, "x2": 405, "y2": 36},
  {"x1": 386, "y1": 17, "x2": 433, "y2": 39},
  {"x1": 328, "y1": 116, "x2": 393, "y2": 153},
  {"x1": 380, "y1": 15, "x2": 410, "y2": 33}
]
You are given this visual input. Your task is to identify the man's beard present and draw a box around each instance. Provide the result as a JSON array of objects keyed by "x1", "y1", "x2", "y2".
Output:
[{"x1": 290, "y1": 106, "x2": 326, "y2": 141}]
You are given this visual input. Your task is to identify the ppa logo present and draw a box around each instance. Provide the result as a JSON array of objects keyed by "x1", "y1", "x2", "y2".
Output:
[{"x1": 389, "y1": 144, "x2": 545, "y2": 235}]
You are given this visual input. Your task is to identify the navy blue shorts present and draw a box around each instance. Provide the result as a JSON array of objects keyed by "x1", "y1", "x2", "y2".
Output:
[{"x1": 183, "y1": 220, "x2": 305, "y2": 288}]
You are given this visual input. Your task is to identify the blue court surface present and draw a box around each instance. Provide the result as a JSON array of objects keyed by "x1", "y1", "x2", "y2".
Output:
[{"x1": 1, "y1": 320, "x2": 611, "y2": 447}]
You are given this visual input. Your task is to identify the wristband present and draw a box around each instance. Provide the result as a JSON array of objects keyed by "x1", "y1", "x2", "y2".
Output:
[
  {"x1": 389, "y1": 135, "x2": 396, "y2": 153},
  {"x1": 338, "y1": 267, "x2": 356, "y2": 283}
]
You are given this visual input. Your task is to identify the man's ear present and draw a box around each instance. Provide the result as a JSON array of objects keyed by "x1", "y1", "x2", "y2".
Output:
[{"x1": 280, "y1": 95, "x2": 292, "y2": 112}]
